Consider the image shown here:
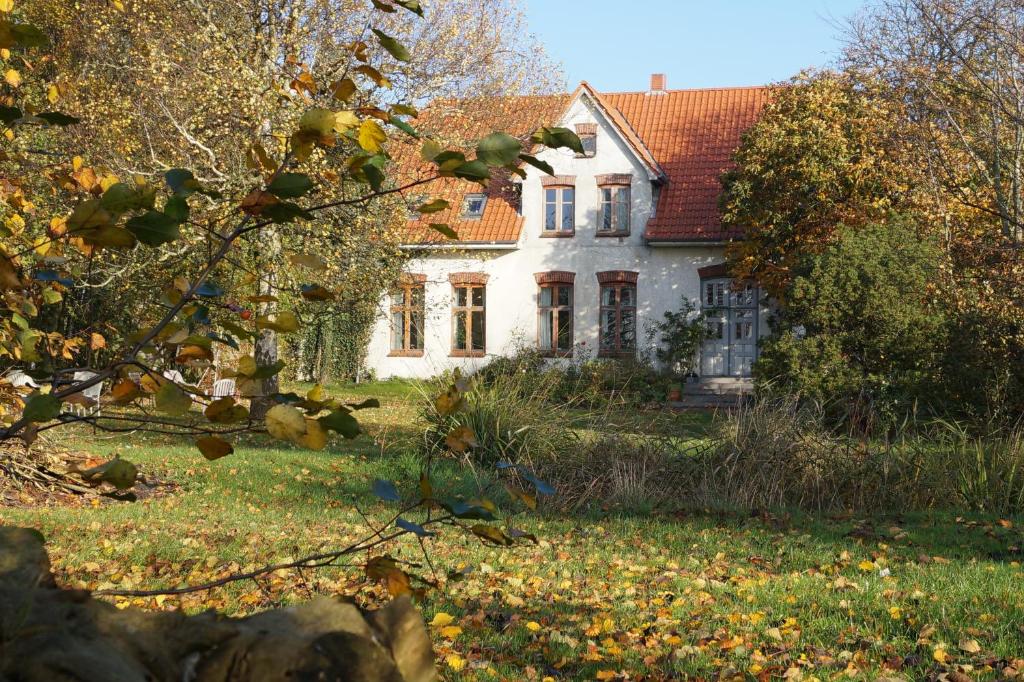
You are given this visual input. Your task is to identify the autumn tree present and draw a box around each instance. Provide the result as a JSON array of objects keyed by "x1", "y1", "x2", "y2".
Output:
[
  {"x1": 0, "y1": 0, "x2": 577, "y2": 602},
  {"x1": 23, "y1": 0, "x2": 563, "y2": 393},
  {"x1": 720, "y1": 71, "x2": 923, "y2": 300}
]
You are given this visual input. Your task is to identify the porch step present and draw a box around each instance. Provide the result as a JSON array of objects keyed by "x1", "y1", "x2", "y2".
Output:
[{"x1": 684, "y1": 377, "x2": 753, "y2": 396}]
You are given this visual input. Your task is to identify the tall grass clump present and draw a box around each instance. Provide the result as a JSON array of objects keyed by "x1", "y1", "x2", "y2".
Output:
[
  {"x1": 421, "y1": 370, "x2": 582, "y2": 469},
  {"x1": 697, "y1": 395, "x2": 1024, "y2": 514}
]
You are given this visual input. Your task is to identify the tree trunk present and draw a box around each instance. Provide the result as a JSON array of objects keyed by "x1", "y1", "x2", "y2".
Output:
[{"x1": 249, "y1": 228, "x2": 281, "y2": 422}]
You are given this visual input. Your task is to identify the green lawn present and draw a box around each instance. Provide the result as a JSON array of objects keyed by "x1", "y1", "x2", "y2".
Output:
[{"x1": 3, "y1": 382, "x2": 1023, "y2": 680}]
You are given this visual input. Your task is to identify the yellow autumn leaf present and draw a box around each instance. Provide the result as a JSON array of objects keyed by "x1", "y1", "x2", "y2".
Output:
[
  {"x1": 264, "y1": 404, "x2": 306, "y2": 443},
  {"x1": 429, "y1": 612, "x2": 454, "y2": 628},
  {"x1": 0, "y1": 0, "x2": 12, "y2": 14},
  {"x1": 857, "y1": 560, "x2": 876, "y2": 571},
  {"x1": 4, "y1": 69, "x2": 21, "y2": 88},
  {"x1": 596, "y1": 671, "x2": 617, "y2": 681},
  {"x1": 33, "y1": 235, "x2": 51, "y2": 257},
  {"x1": 525, "y1": 621, "x2": 542, "y2": 632},
  {"x1": 47, "y1": 84, "x2": 59, "y2": 104},
  {"x1": 445, "y1": 654, "x2": 466, "y2": 672},
  {"x1": 4, "y1": 213, "x2": 24, "y2": 234},
  {"x1": 439, "y1": 625, "x2": 462, "y2": 639},
  {"x1": 333, "y1": 110, "x2": 360, "y2": 131},
  {"x1": 933, "y1": 646, "x2": 949, "y2": 663},
  {"x1": 959, "y1": 638, "x2": 981, "y2": 653},
  {"x1": 297, "y1": 418, "x2": 327, "y2": 451},
  {"x1": 357, "y1": 119, "x2": 387, "y2": 153}
]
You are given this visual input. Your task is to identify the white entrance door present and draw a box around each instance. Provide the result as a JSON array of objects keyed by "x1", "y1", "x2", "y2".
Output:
[
  {"x1": 701, "y1": 311, "x2": 728, "y2": 376},
  {"x1": 700, "y1": 278, "x2": 758, "y2": 378}
]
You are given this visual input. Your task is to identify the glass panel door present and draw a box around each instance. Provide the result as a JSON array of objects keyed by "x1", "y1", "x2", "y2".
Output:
[
  {"x1": 701, "y1": 311, "x2": 728, "y2": 376},
  {"x1": 729, "y1": 310, "x2": 756, "y2": 376}
]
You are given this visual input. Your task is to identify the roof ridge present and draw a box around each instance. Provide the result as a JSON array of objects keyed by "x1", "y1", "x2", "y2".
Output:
[{"x1": 598, "y1": 84, "x2": 771, "y2": 95}]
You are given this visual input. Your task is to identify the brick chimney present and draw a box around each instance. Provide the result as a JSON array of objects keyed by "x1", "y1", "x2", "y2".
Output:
[{"x1": 649, "y1": 73, "x2": 667, "y2": 94}]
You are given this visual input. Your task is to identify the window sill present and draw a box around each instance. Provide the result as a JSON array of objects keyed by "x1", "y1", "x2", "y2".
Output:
[
  {"x1": 450, "y1": 350, "x2": 486, "y2": 358},
  {"x1": 388, "y1": 350, "x2": 424, "y2": 358},
  {"x1": 540, "y1": 231, "x2": 575, "y2": 238},
  {"x1": 595, "y1": 231, "x2": 630, "y2": 238}
]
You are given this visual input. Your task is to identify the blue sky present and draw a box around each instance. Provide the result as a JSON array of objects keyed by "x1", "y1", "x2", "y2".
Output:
[{"x1": 524, "y1": 0, "x2": 867, "y2": 92}]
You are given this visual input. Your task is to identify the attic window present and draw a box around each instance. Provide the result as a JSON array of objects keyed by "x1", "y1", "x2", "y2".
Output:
[
  {"x1": 463, "y1": 193, "x2": 487, "y2": 219},
  {"x1": 575, "y1": 123, "x2": 597, "y2": 158}
]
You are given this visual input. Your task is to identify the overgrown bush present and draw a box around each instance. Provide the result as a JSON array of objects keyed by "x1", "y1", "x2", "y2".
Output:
[
  {"x1": 755, "y1": 217, "x2": 948, "y2": 424},
  {"x1": 475, "y1": 346, "x2": 671, "y2": 409},
  {"x1": 517, "y1": 391, "x2": 1024, "y2": 516},
  {"x1": 528, "y1": 432, "x2": 694, "y2": 513}
]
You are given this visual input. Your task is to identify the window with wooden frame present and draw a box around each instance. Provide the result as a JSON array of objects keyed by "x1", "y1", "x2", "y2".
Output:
[
  {"x1": 541, "y1": 176, "x2": 576, "y2": 235},
  {"x1": 597, "y1": 271, "x2": 638, "y2": 357},
  {"x1": 450, "y1": 273, "x2": 487, "y2": 356},
  {"x1": 389, "y1": 277, "x2": 425, "y2": 357},
  {"x1": 535, "y1": 272, "x2": 575, "y2": 356}
]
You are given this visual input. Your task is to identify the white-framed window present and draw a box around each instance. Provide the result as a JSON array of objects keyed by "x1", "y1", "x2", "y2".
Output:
[
  {"x1": 463, "y1": 193, "x2": 487, "y2": 219},
  {"x1": 543, "y1": 187, "x2": 575, "y2": 233}
]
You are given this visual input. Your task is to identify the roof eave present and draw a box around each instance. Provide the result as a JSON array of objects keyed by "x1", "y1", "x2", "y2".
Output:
[
  {"x1": 400, "y1": 241, "x2": 518, "y2": 250},
  {"x1": 645, "y1": 237, "x2": 731, "y2": 247}
]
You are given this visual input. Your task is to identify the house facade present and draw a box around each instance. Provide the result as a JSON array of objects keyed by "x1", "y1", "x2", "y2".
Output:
[{"x1": 365, "y1": 75, "x2": 771, "y2": 382}]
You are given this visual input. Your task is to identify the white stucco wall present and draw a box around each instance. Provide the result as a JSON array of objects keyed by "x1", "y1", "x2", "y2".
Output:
[{"x1": 365, "y1": 93, "x2": 767, "y2": 380}]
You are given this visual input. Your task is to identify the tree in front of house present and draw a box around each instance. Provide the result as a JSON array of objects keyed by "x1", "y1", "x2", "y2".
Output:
[
  {"x1": 720, "y1": 70, "x2": 922, "y2": 303},
  {"x1": 1, "y1": 0, "x2": 575, "y2": 622},
  {"x1": 755, "y1": 217, "x2": 948, "y2": 420}
]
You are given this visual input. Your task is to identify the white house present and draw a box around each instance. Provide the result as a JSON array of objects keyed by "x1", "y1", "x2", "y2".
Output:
[{"x1": 365, "y1": 75, "x2": 771, "y2": 385}]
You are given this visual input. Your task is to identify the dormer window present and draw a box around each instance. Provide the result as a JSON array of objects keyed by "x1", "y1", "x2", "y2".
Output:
[
  {"x1": 575, "y1": 123, "x2": 597, "y2": 158},
  {"x1": 462, "y1": 193, "x2": 487, "y2": 219}
]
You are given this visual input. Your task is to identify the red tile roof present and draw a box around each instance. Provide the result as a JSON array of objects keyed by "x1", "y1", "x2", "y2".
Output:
[
  {"x1": 604, "y1": 86, "x2": 769, "y2": 241},
  {"x1": 396, "y1": 84, "x2": 768, "y2": 244},
  {"x1": 396, "y1": 95, "x2": 569, "y2": 244}
]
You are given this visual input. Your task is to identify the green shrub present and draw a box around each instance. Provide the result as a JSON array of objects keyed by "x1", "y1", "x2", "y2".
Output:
[
  {"x1": 755, "y1": 217, "x2": 947, "y2": 423},
  {"x1": 654, "y1": 296, "x2": 707, "y2": 378}
]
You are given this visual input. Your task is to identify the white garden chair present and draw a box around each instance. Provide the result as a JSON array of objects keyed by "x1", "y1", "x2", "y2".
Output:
[
  {"x1": 212, "y1": 378, "x2": 236, "y2": 398},
  {"x1": 3, "y1": 369, "x2": 40, "y2": 389},
  {"x1": 64, "y1": 370, "x2": 103, "y2": 417}
]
